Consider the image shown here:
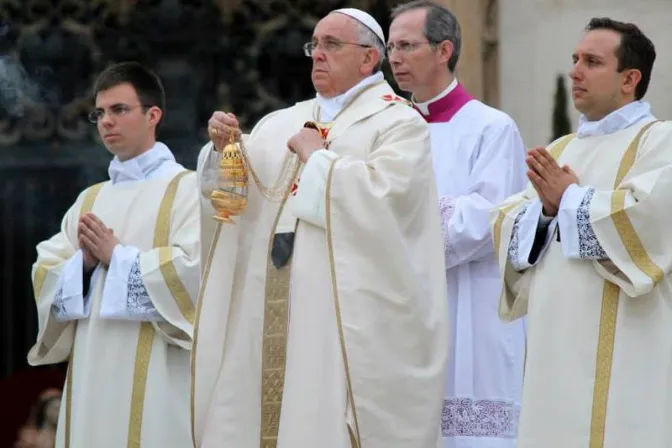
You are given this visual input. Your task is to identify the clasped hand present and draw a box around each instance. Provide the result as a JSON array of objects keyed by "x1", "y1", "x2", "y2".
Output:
[
  {"x1": 287, "y1": 128, "x2": 325, "y2": 163},
  {"x1": 526, "y1": 147, "x2": 579, "y2": 216},
  {"x1": 78, "y1": 212, "x2": 120, "y2": 272}
]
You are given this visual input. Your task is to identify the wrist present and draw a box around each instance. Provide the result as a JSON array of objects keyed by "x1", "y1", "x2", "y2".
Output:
[
  {"x1": 299, "y1": 148, "x2": 319, "y2": 163},
  {"x1": 542, "y1": 205, "x2": 558, "y2": 217},
  {"x1": 103, "y1": 243, "x2": 121, "y2": 268}
]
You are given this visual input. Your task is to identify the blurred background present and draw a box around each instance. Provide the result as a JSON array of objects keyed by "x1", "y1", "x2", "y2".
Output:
[{"x1": 0, "y1": 0, "x2": 669, "y2": 445}]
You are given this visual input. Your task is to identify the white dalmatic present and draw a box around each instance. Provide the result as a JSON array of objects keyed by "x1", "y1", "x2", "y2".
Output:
[
  {"x1": 28, "y1": 143, "x2": 200, "y2": 448},
  {"x1": 493, "y1": 101, "x2": 672, "y2": 448},
  {"x1": 414, "y1": 79, "x2": 527, "y2": 447}
]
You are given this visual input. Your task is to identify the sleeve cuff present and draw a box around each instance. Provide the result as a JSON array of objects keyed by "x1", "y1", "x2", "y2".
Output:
[
  {"x1": 291, "y1": 149, "x2": 338, "y2": 228},
  {"x1": 508, "y1": 199, "x2": 557, "y2": 271},
  {"x1": 100, "y1": 245, "x2": 161, "y2": 321},
  {"x1": 52, "y1": 250, "x2": 89, "y2": 321},
  {"x1": 557, "y1": 184, "x2": 592, "y2": 259}
]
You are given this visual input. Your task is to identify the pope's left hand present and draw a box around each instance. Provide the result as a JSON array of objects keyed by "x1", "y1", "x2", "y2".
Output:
[{"x1": 287, "y1": 128, "x2": 325, "y2": 163}]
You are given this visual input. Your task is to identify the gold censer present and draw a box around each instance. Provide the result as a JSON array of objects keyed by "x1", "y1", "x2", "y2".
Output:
[
  {"x1": 210, "y1": 133, "x2": 248, "y2": 223},
  {"x1": 208, "y1": 126, "x2": 301, "y2": 224}
]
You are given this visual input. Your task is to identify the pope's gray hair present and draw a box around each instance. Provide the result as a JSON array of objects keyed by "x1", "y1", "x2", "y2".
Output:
[{"x1": 354, "y1": 21, "x2": 385, "y2": 74}]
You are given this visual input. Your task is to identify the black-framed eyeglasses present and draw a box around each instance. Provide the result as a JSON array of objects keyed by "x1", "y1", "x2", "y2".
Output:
[
  {"x1": 303, "y1": 40, "x2": 371, "y2": 56},
  {"x1": 88, "y1": 103, "x2": 152, "y2": 124}
]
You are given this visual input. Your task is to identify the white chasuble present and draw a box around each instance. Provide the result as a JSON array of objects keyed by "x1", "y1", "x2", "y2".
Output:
[
  {"x1": 415, "y1": 80, "x2": 528, "y2": 447},
  {"x1": 28, "y1": 158, "x2": 200, "y2": 448},
  {"x1": 193, "y1": 80, "x2": 449, "y2": 448},
  {"x1": 491, "y1": 116, "x2": 672, "y2": 448}
]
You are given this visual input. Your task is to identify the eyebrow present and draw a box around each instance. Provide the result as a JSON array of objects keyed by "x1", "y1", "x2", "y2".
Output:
[
  {"x1": 312, "y1": 34, "x2": 340, "y2": 41},
  {"x1": 95, "y1": 103, "x2": 126, "y2": 110},
  {"x1": 572, "y1": 52, "x2": 603, "y2": 60}
]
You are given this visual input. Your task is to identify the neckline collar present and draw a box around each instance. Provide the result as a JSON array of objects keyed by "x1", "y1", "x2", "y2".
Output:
[
  {"x1": 315, "y1": 72, "x2": 385, "y2": 122},
  {"x1": 108, "y1": 142, "x2": 176, "y2": 184},
  {"x1": 576, "y1": 101, "x2": 656, "y2": 138},
  {"x1": 412, "y1": 79, "x2": 473, "y2": 123}
]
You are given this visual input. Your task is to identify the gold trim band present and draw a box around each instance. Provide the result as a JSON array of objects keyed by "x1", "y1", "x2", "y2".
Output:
[
  {"x1": 259, "y1": 163, "x2": 300, "y2": 448},
  {"x1": 590, "y1": 121, "x2": 659, "y2": 447},
  {"x1": 127, "y1": 171, "x2": 190, "y2": 447},
  {"x1": 324, "y1": 158, "x2": 361, "y2": 446}
]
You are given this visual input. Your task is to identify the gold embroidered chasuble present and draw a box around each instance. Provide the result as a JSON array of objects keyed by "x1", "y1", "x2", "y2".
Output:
[{"x1": 192, "y1": 81, "x2": 449, "y2": 448}]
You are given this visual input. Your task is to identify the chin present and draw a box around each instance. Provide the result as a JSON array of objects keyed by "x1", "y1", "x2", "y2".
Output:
[
  {"x1": 572, "y1": 99, "x2": 588, "y2": 114},
  {"x1": 313, "y1": 82, "x2": 332, "y2": 97},
  {"x1": 103, "y1": 144, "x2": 126, "y2": 158}
]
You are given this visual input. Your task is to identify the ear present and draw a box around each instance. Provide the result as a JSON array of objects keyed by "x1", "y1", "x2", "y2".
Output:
[
  {"x1": 437, "y1": 40, "x2": 454, "y2": 65},
  {"x1": 360, "y1": 48, "x2": 380, "y2": 75},
  {"x1": 147, "y1": 106, "x2": 163, "y2": 127},
  {"x1": 622, "y1": 68, "x2": 642, "y2": 96}
]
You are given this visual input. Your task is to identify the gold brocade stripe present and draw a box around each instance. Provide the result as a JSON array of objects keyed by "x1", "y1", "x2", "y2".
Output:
[
  {"x1": 610, "y1": 191, "x2": 664, "y2": 284},
  {"x1": 613, "y1": 121, "x2": 659, "y2": 187},
  {"x1": 158, "y1": 246, "x2": 195, "y2": 323},
  {"x1": 64, "y1": 181, "x2": 104, "y2": 448},
  {"x1": 155, "y1": 171, "x2": 195, "y2": 323},
  {"x1": 324, "y1": 159, "x2": 361, "y2": 446},
  {"x1": 589, "y1": 121, "x2": 659, "y2": 448},
  {"x1": 609, "y1": 121, "x2": 664, "y2": 284},
  {"x1": 259, "y1": 163, "x2": 300, "y2": 448},
  {"x1": 33, "y1": 261, "x2": 59, "y2": 302},
  {"x1": 190, "y1": 222, "x2": 223, "y2": 447},
  {"x1": 127, "y1": 171, "x2": 190, "y2": 448},
  {"x1": 127, "y1": 323, "x2": 155, "y2": 448},
  {"x1": 589, "y1": 281, "x2": 620, "y2": 448},
  {"x1": 549, "y1": 133, "x2": 576, "y2": 159}
]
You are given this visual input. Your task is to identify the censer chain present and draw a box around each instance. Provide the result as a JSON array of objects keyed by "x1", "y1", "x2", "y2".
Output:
[{"x1": 237, "y1": 138, "x2": 299, "y2": 202}]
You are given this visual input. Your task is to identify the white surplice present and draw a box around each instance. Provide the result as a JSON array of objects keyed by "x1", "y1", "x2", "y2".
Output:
[
  {"x1": 192, "y1": 74, "x2": 449, "y2": 448},
  {"x1": 414, "y1": 79, "x2": 528, "y2": 447},
  {"x1": 491, "y1": 101, "x2": 672, "y2": 447},
  {"x1": 28, "y1": 143, "x2": 200, "y2": 448}
]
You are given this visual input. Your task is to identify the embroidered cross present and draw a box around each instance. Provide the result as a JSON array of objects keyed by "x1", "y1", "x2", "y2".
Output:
[{"x1": 382, "y1": 94, "x2": 412, "y2": 106}]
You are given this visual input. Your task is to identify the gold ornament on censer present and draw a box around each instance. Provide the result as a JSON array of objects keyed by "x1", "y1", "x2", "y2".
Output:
[
  {"x1": 210, "y1": 132, "x2": 248, "y2": 223},
  {"x1": 205, "y1": 126, "x2": 300, "y2": 223}
]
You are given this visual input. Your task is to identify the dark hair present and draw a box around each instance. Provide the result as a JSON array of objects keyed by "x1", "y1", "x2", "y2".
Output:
[
  {"x1": 93, "y1": 61, "x2": 166, "y2": 132},
  {"x1": 585, "y1": 17, "x2": 656, "y2": 100},
  {"x1": 391, "y1": 0, "x2": 461, "y2": 72}
]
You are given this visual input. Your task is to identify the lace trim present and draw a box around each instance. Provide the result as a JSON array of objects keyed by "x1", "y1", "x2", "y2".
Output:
[
  {"x1": 507, "y1": 204, "x2": 530, "y2": 271},
  {"x1": 577, "y1": 189, "x2": 608, "y2": 259},
  {"x1": 127, "y1": 255, "x2": 159, "y2": 318},
  {"x1": 439, "y1": 196, "x2": 457, "y2": 258},
  {"x1": 52, "y1": 288, "x2": 68, "y2": 320},
  {"x1": 442, "y1": 397, "x2": 520, "y2": 439}
]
